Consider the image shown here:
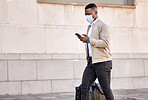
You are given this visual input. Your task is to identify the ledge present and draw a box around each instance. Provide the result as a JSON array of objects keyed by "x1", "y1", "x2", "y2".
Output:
[
  {"x1": 37, "y1": 1, "x2": 136, "y2": 9},
  {"x1": 0, "y1": 53, "x2": 148, "y2": 60}
]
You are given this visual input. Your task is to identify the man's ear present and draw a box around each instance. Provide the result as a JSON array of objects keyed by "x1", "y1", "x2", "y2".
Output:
[{"x1": 95, "y1": 10, "x2": 97, "y2": 15}]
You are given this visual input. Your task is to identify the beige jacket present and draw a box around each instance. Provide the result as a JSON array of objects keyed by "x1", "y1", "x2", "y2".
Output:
[{"x1": 85, "y1": 18, "x2": 112, "y2": 64}]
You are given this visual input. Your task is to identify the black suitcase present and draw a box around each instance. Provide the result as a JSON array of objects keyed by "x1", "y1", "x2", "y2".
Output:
[{"x1": 75, "y1": 82, "x2": 106, "y2": 100}]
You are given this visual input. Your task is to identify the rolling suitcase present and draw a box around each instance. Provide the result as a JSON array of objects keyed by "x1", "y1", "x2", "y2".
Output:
[{"x1": 75, "y1": 82, "x2": 106, "y2": 100}]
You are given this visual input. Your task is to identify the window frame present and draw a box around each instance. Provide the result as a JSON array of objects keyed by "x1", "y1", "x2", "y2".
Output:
[{"x1": 37, "y1": 0, "x2": 135, "y2": 8}]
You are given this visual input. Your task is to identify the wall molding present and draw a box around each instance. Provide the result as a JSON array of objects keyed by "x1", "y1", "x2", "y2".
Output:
[{"x1": 0, "y1": 53, "x2": 148, "y2": 60}]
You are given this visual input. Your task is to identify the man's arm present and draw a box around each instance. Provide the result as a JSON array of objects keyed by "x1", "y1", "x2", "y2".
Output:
[{"x1": 89, "y1": 24, "x2": 111, "y2": 48}]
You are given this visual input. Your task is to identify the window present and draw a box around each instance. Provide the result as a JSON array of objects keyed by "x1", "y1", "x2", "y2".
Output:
[{"x1": 37, "y1": 0, "x2": 135, "y2": 6}]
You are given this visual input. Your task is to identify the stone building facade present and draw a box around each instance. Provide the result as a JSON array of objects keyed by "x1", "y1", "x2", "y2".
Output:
[{"x1": 0, "y1": 0, "x2": 148, "y2": 95}]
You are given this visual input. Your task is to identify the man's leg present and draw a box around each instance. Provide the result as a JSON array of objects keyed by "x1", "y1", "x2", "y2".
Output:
[
  {"x1": 93, "y1": 60, "x2": 114, "y2": 100},
  {"x1": 80, "y1": 59, "x2": 96, "y2": 100}
]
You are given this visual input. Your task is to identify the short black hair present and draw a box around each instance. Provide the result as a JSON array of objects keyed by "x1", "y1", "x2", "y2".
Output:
[{"x1": 85, "y1": 3, "x2": 97, "y2": 10}]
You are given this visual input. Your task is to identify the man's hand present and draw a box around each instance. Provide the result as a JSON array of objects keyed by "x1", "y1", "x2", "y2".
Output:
[{"x1": 79, "y1": 34, "x2": 89, "y2": 43}]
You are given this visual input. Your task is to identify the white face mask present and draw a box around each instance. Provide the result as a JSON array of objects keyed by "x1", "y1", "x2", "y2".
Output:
[{"x1": 86, "y1": 15, "x2": 94, "y2": 24}]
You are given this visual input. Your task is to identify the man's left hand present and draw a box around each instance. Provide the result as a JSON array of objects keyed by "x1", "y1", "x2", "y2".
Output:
[{"x1": 80, "y1": 34, "x2": 89, "y2": 43}]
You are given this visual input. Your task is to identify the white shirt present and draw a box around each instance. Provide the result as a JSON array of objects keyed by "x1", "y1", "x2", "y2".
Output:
[
  {"x1": 87, "y1": 25, "x2": 92, "y2": 57},
  {"x1": 87, "y1": 17, "x2": 100, "y2": 57}
]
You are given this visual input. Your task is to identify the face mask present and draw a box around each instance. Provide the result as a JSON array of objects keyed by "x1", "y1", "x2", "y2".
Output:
[{"x1": 86, "y1": 15, "x2": 94, "y2": 24}]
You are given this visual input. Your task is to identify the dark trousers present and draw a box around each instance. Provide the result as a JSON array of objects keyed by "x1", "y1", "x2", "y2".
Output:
[{"x1": 80, "y1": 58, "x2": 114, "y2": 100}]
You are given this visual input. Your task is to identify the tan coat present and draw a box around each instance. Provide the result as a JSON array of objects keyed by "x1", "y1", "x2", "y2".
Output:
[{"x1": 85, "y1": 18, "x2": 112, "y2": 64}]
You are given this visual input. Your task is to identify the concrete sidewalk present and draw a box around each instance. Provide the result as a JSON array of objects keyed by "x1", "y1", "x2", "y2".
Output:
[{"x1": 0, "y1": 89, "x2": 148, "y2": 100}]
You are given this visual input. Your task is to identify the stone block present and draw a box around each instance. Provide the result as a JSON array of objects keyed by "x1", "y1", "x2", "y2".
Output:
[
  {"x1": 20, "y1": 53, "x2": 52, "y2": 59},
  {"x1": 52, "y1": 79, "x2": 80, "y2": 93},
  {"x1": 0, "y1": 0, "x2": 7, "y2": 23},
  {"x1": 132, "y1": 77, "x2": 148, "y2": 89},
  {"x1": 1, "y1": 26, "x2": 45, "y2": 53},
  {"x1": 111, "y1": 29, "x2": 133, "y2": 53},
  {"x1": 0, "y1": 82, "x2": 21, "y2": 95},
  {"x1": 133, "y1": 30, "x2": 148, "y2": 53},
  {"x1": 37, "y1": 60, "x2": 73, "y2": 79},
  {"x1": 22, "y1": 80, "x2": 51, "y2": 94},
  {"x1": 38, "y1": 4, "x2": 65, "y2": 25},
  {"x1": 52, "y1": 53, "x2": 79, "y2": 60},
  {"x1": 98, "y1": 7, "x2": 134, "y2": 28},
  {"x1": 38, "y1": 4, "x2": 88, "y2": 26},
  {"x1": 73, "y1": 79, "x2": 81, "y2": 87},
  {"x1": 78, "y1": 41, "x2": 86, "y2": 53},
  {"x1": 136, "y1": 6, "x2": 148, "y2": 28},
  {"x1": 46, "y1": 28, "x2": 78, "y2": 53},
  {"x1": 79, "y1": 53, "x2": 86, "y2": 59},
  {"x1": 7, "y1": 0, "x2": 37, "y2": 24},
  {"x1": 113, "y1": 59, "x2": 144, "y2": 77},
  {"x1": 8, "y1": 60, "x2": 37, "y2": 80},
  {"x1": 144, "y1": 60, "x2": 148, "y2": 76},
  {"x1": 0, "y1": 53, "x2": 20, "y2": 59},
  {"x1": 129, "y1": 53, "x2": 148, "y2": 58},
  {"x1": 73, "y1": 60, "x2": 87, "y2": 79},
  {"x1": 112, "y1": 53, "x2": 129, "y2": 59},
  {"x1": 111, "y1": 77, "x2": 133, "y2": 89},
  {"x1": 64, "y1": 5, "x2": 88, "y2": 26},
  {"x1": 0, "y1": 61, "x2": 7, "y2": 81}
]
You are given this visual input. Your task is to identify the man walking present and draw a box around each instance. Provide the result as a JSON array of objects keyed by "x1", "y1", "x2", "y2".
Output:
[{"x1": 78, "y1": 3, "x2": 114, "y2": 100}]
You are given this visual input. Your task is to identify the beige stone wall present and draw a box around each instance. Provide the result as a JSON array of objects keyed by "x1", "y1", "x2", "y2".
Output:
[
  {"x1": 0, "y1": 0, "x2": 148, "y2": 53},
  {"x1": 0, "y1": 53, "x2": 148, "y2": 95},
  {"x1": 0, "y1": 0, "x2": 148, "y2": 95},
  {"x1": 0, "y1": 0, "x2": 148, "y2": 54}
]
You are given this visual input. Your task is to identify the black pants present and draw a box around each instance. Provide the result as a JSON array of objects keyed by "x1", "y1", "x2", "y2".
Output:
[{"x1": 80, "y1": 58, "x2": 114, "y2": 100}]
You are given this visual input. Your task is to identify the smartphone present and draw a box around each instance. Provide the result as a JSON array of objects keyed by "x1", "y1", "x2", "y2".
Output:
[{"x1": 75, "y1": 33, "x2": 81, "y2": 38}]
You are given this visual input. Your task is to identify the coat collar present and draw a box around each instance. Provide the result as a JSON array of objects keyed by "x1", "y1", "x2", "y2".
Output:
[
  {"x1": 87, "y1": 17, "x2": 101, "y2": 34},
  {"x1": 91, "y1": 17, "x2": 100, "y2": 25}
]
